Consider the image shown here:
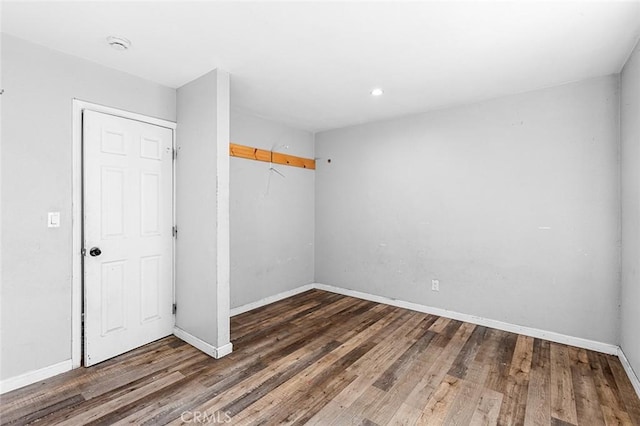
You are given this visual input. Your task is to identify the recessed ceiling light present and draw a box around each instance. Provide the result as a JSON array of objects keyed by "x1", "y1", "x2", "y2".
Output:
[
  {"x1": 107, "y1": 36, "x2": 131, "y2": 51},
  {"x1": 371, "y1": 88, "x2": 384, "y2": 96}
]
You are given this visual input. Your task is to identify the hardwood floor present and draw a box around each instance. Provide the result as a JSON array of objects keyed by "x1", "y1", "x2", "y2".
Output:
[{"x1": 1, "y1": 289, "x2": 639, "y2": 425}]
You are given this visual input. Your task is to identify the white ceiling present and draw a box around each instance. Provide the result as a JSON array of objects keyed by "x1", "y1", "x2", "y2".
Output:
[{"x1": 3, "y1": 1, "x2": 640, "y2": 132}]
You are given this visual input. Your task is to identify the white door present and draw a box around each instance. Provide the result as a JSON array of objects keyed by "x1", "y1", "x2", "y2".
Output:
[{"x1": 83, "y1": 110, "x2": 174, "y2": 366}]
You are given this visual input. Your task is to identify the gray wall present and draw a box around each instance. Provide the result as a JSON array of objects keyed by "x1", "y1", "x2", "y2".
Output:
[
  {"x1": 0, "y1": 35, "x2": 176, "y2": 380},
  {"x1": 175, "y1": 70, "x2": 231, "y2": 349},
  {"x1": 621, "y1": 39, "x2": 640, "y2": 377},
  {"x1": 315, "y1": 76, "x2": 620, "y2": 344},
  {"x1": 230, "y1": 110, "x2": 315, "y2": 308}
]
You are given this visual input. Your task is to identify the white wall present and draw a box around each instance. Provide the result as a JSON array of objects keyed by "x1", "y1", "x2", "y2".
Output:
[
  {"x1": 315, "y1": 76, "x2": 620, "y2": 344},
  {"x1": 175, "y1": 70, "x2": 231, "y2": 352},
  {"x1": 230, "y1": 110, "x2": 314, "y2": 308},
  {"x1": 0, "y1": 30, "x2": 633, "y2": 389},
  {"x1": 621, "y1": 38, "x2": 640, "y2": 377},
  {"x1": 0, "y1": 35, "x2": 176, "y2": 380}
]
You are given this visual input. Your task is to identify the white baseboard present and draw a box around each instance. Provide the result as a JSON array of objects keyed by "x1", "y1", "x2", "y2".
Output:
[
  {"x1": 618, "y1": 348, "x2": 640, "y2": 398},
  {"x1": 230, "y1": 283, "x2": 316, "y2": 317},
  {"x1": 1, "y1": 282, "x2": 633, "y2": 397},
  {"x1": 173, "y1": 327, "x2": 233, "y2": 359},
  {"x1": 216, "y1": 342, "x2": 234, "y2": 358},
  {"x1": 313, "y1": 283, "x2": 619, "y2": 356},
  {"x1": 0, "y1": 359, "x2": 73, "y2": 395}
]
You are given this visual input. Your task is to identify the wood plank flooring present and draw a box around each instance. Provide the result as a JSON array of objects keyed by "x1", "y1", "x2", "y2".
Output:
[{"x1": 1, "y1": 289, "x2": 639, "y2": 425}]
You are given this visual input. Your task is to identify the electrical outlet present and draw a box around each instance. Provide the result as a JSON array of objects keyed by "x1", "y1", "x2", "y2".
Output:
[{"x1": 431, "y1": 279, "x2": 439, "y2": 292}]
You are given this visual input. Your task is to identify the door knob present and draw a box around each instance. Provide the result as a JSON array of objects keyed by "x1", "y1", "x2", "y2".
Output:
[{"x1": 89, "y1": 247, "x2": 102, "y2": 257}]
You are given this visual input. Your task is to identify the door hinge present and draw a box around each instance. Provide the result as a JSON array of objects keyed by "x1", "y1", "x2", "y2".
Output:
[
  {"x1": 172, "y1": 303, "x2": 177, "y2": 315},
  {"x1": 172, "y1": 226, "x2": 178, "y2": 238},
  {"x1": 172, "y1": 148, "x2": 178, "y2": 160}
]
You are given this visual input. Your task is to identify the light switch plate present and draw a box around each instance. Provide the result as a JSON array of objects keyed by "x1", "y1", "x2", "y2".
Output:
[{"x1": 48, "y1": 212, "x2": 60, "y2": 228}]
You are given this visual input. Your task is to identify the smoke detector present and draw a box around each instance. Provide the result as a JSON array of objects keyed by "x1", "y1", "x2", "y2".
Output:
[{"x1": 107, "y1": 36, "x2": 131, "y2": 51}]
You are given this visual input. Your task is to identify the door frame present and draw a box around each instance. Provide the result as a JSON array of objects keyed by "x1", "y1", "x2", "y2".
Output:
[{"x1": 71, "y1": 99, "x2": 177, "y2": 368}]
